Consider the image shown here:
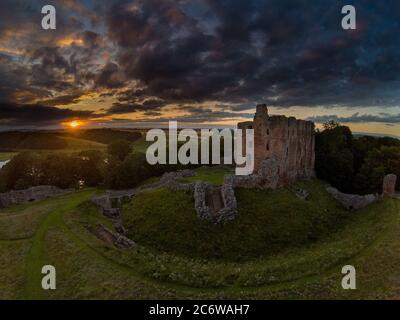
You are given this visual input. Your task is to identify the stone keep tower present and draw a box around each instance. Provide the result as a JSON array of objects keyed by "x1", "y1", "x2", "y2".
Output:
[{"x1": 238, "y1": 104, "x2": 315, "y2": 186}]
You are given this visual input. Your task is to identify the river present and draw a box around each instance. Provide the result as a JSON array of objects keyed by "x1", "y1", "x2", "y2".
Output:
[{"x1": 0, "y1": 160, "x2": 9, "y2": 169}]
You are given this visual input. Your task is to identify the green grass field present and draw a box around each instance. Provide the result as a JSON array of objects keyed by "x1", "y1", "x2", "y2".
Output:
[{"x1": 0, "y1": 177, "x2": 399, "y2": 299}]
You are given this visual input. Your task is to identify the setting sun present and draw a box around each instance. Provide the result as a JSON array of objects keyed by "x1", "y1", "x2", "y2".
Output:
[{"x1": 69, "y1": 120, "x2": 81, "y2": 128}]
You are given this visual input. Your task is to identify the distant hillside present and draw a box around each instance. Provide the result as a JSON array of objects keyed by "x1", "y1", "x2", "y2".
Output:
[
  {"x1": 67, "y1": 129, "x2": 142, "y2": 144},
  {"x1": 353, "y1": 132, "x2": 400, "y2": 140},
  {"x1": 0, "y1": 129, "x2": 142, "y2": 151},
  {"x1": 353, "y1": 134, "x2": 400, "y2": 147},
  {"x1": 0, "y1": 132, "x2": 67, "y2": 150}
]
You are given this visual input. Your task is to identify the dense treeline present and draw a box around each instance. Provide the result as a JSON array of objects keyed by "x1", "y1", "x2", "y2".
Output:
[
  {"x1": 0, "y1": 150, "x2": 104, "y2": 191},
  {"x1": 1, "y1": 125, "x2": 398, "y2": 194},
  {"x1": 0, "y1": 139, "x2": 199, "y2": 192},
  {"x1": 315, "y1": 121, "x2": 400, "y2": 194}
]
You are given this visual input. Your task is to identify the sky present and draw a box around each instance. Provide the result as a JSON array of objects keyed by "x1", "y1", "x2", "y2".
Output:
[{"x1": 0, "y1": 0, "x2": 399, "y2": 136}]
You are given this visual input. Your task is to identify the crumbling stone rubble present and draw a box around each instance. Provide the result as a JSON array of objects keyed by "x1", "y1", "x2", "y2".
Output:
[
  {"x1": 193, "y1": 176, "x2": 237, "y2": 224},
  {"x1": 292, "y1": 187, "x2": 310, "y2": 200},
  {"x1": 0, "y1": 185, "x2": 73, "y2": 208},
  {"x1": 326, "y1": 186, "x2": 377, "y2": 210},
  {"x1": 194, "y1": 182, "x2": 211, "y2": 220},
  {"x1": 382, "y1": 174, "x2": 397, "y2": 196},
  {"x1": 89, "y1": 169, "x2": 197, "y2": 243},
  {"x1": 85, "y1": 224, "x2": 135, "y2": 249},
  {"x1": 91, "y1": 194, "x2": 126, "y2": 235}
]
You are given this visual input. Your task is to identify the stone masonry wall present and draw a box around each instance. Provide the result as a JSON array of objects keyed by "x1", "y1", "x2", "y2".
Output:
[
  {"x1": 0, "y1": 185, "x2": 72, "y2": 208},
  {"x1": 238, "y1": 104, "x2": 315, "y2": 187}
]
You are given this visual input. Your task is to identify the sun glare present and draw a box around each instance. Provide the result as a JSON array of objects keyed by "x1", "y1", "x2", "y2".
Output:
[{"x1": 69, "y1": 121, "x2": 81, "y2": 128}]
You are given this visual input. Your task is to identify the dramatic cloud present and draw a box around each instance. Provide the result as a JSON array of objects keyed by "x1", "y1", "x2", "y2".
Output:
[
  {"x1": 0, "y1": 103, "x2": 95, "y2": 125},
  {"x1": 104, "y1": 0, "x2": 400, "y2": 108},
  {"x1": 308, "y1": 113, "x2": 400, "y2": 124},
  {"x1": 0, "y1": 0, "x2": 400, "y2": 128}
]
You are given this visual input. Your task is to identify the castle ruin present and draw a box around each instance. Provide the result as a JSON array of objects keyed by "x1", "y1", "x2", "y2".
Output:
[
  {"x1": 194, "y1": 104, "x2": 316, "y2": 223},
  {"x1": 238, "y1": 104, "x2": 315, "y2": 186}
]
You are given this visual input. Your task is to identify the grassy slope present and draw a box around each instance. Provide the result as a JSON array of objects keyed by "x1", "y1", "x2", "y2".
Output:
[
  {"x1": 58, "y1": 136, "x2": 106, "y2": 151},
  {"x1": 131, "y1": 135, "x2": 152, "y2": 154},
  {"x1": 0, "y1": 180, "x2": 399, "y2": 299},
  {"x1": 178, "y1": 166, "x2": 234, "y2": 185},
  {"x1": 0, "y1": 137, "x2": 106, "y2": 166},
  {"x1": 0, "y1": 134, "x2": 151, "y2": 161},
  {"x1": 122, "y1": 180, "x2": 348, "y2": 261}
]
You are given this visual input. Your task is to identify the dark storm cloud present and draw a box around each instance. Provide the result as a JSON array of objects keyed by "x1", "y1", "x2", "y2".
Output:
[
  {"x1": 80, "y1": 30, "x2": 103, "y2": 48},
  {"x1": 95, "y1": 62, "x2": 126, "y2": 89},
  {"x1": 0, "y1": 103, "x2": 95, "y2": 124},
  {"x1": 38, "y1": 93, "x2": 83, "y2": 106},
  {"x1": 2, "y1": 0, "x2": 400, "y2": 126},
  {"x1": 30, "y1": 46, "x2": 75, "y2": 91},
  {"x1": 0, "y1": 1, "x2": 107, "y2": 106},
  {"x1": 105, "y1": 0, "x2": 400, "y2": 109},
  {"x1": 106, "y1": 98, "x2": 167, "y2": 115}
]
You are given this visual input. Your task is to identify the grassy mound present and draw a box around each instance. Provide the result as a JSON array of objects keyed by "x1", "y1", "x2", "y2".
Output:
[
  {"x1": 122, "y1": 180, "x2": 348, "y2": 261},
  {"x1": 178, "y1": 166, "x2": 234, "y2": 185}
]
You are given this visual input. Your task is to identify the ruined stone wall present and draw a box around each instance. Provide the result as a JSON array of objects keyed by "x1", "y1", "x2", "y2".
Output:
[
  {"x1": 238, "y1": 104, "x2": 315, "y2": 187},
  {"x1": 325, "y1": 186, "x2": 377, "y2": 210},
  {"x1": 0, "y1": 186, "x2": 72, "y2": 208}
]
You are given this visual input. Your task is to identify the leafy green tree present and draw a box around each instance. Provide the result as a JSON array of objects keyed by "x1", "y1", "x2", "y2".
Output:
[
  {"x1": 78, "y1": 150, "x2": 104, "y2": 164},
  {"x1": 353, "y1": 136, "x2": 400, "y2": 173},
  {"x1": 354, "y1": 146, "x2": 400, "y2": 194},
  {"x1": 0, "y1": 152, "x2": 42, "y2": 190},
  {"x1": 40, "y1": 154, "x2": 80, "y2": 188},
  {"x1": 315, "y1": 122, "x2": 354, "y2": 192},
  {"x1": 0, "y1": 150, "x2": 106, "y2": 191},
  {"x1": 103, "y1": 157, "x2": 122, "y2": 189},
  {"x1": 322, "y1": 120, "x2": 341, "y2": 130},
  {"x1": 107, "y1": 139, "x2": 132, "y2": 161},
  {"x1": 104, "y1": 153, "x2": 151, "y2": 189},
  {"x1": 77, "y1": 150, "x2": 105, "y2": 187}
]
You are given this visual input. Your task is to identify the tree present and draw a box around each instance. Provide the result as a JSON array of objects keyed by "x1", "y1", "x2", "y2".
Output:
[
  {"x1": 315, "y1": 123, "x2": 354, "y2": 192},
  {"x1": 104, "y1": 153, "x2": 151, "y2": 189},
  {"x1": 77, "y1": 150, "x2": 104, "y2": 187},
  {"x1": 107, "y1": 139, "x2": 132, "y2": 161},
  {"x1": 353, "y1": 136, "x2": 400, "y2": 173},
  {"x1": 322, "y1": 120, "x2": 340, "y2": 130},
  {"x1": 40, "y1": 154, "x2": 80, "y2": 188},
  {"x1": 0, "y1": 150, "x2": 107, "y2": 191},
  {"x1": 354, "y1": 146, "x2": 400, "y2": 194},
  {"x1": 0, "y1": 152, "x2": 42, "y2": 190}
]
